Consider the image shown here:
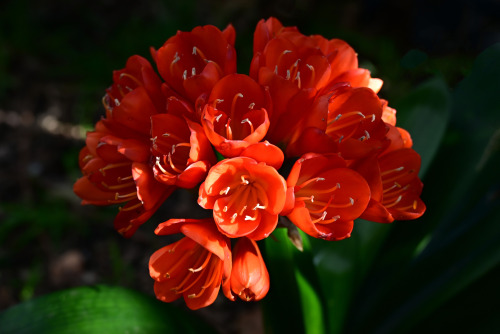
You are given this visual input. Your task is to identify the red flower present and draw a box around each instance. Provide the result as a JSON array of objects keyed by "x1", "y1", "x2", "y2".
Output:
[
  {"x1": 103, "y1": 55, "x2": 165, "y2": 116},
  {"x1": 149, "y1": 219, "x2": 232, "y2": 310},
  {"x1": 198, "y1": 157, "x2": 287, "y2": 240},
  {"x1": 249, "y1": 18, "x2": 383, "y2": 152},
  {"x1": 230, "y1": 237, "x2": 270, "y2": 301},
  {"x1": 155, "y1": 24, "x2": 237, "y2": 104},
  {"x1": 356, "y1": 148, "x2": 426, "y2": 223},
  {"x1": 283, "y1": 153, "x2": 371, "y2": 240},
  {"x1": 151, "y1": 114, "x2": 216, "y2": 188},
  {"x1": 74, "y1": 121, "x2": 173, "y2": 237},
  {"x1": 201, "y1": 74, "x2": 272, "y2": 157},
  {"x1": 74, "y1": 54, "x2": 175, "y2": 237},
  {"x1": 286, "y1": 85, "x2": 389, "y2": 158}
]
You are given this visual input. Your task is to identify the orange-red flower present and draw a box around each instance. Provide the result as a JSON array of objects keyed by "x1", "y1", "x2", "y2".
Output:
[
  {"x1": 198, "y1": 157, "x2": 286, "y2": 240},
  {"x1": 229, "y1": 237, "x2": 270, "y2": 301},
  {"x1": 74, "y1": 54, "x2": 175, "y2": 237},
  {"x1": 154, "y1": 24, "x2": 237, "y2": 104},
  {"x1": 286, "y1": 85, "x2": 389, "y2": 159},
  {"x1": 283, "y1": 153, "x2": 371, "y2": 240},
  {"x1": 249, "y1": 18, "x2": 383, "y2": 153},
  {"x1": 74, "y1": 123, "x2": 173, "y2": 237},
  {"x1": 201, "y1": 74, "x2": 272, "y2": 157},
  {"x1": 149, "y1": 218, "x2": 232, "y2": 310},
  {"x1": 355, "y1": 148, "x2": 426, "y2": 223},
  {"x1": 151, "y1": 114, "x2": 216, "y2": 188},
  {"x1": 103, "y1": 55, "x2": 165, "y2": 117}
]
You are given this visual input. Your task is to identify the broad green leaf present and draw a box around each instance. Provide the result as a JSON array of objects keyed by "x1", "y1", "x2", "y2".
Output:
[
  {"x1": 310, "y1": 220, "x2": 392, "y2": 334},
  {"x1": 0, "y1": 285, "x2": 217, "y2": 334},
  {"x1": 263, "y1": 228, "x2": 326, "y2": 334},
  {"x1": 394, "y1": 76, "x2": 451, "y2": 176},
  {"x1": 345, "y1": 43, "x2": 500, "y2": 333}
]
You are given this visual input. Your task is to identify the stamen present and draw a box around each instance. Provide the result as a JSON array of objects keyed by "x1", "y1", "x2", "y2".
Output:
[
  {"x1": 170, "y1": 52, "x2": 180, "y2": 73},
  {"x1": 192, "y1": 46, "x2": 208, "y2": 62},
  {"x1": 306, "y1": 64, "x2": 315, "y2": 85},
  {"x1": 241, "y1": 175, "x2": 250, "y2": 185},
  {"x1": 295, "y1": 71, "x2": 301, "y2": 89},
  {"x1": 253, "y1": 203, "x2": 266, "y2": 210},
  {"x1": 188, "y1": 253, "x2": 212, "y2": 273},
  {"x1": 248, "y1": 102, "x2": 255, "y2": 109},
  {"x1": 312, "y1": 182, "x2": 341, "y2": 194},
  {"x1": 230, "y1": 93, "x2": 244, "y2": 120},
  {"x1": 220, "y1": 186, "x2": 231, "y2": 195},
  {"x1": 239, "y1": 205, "x2": 248, "y2": 215},
  {"x1": 101, "y1": 181, "x2": 135, "y2": 190},
  {"x1": 245, "y1": 215, "x2": 257, "y2": 221},
  {"x1": 119, "y1": 73, "x2": 143, "y2": 88},
  {"x1": 381, "y1": 166, "x2": 404, "y2": 177},
  {"x1": 182, "y1": 70, "x2": 187, "y2": 80},
  {"x1": 155, "y1": 157, "x2": 170, "y2": 175},
  {"x1": 99, "y1": 162, "x2": 131, "y2": 176},
  {"x1": 162, "y1": 132, "x2": 185, "y2": 143},
  {"x1": 191, "y1": 67, "x2": 196, "y2": 76},
  {"x1": 241, "y1": 118, "x2": 255, "y2": 134},
  {"x1": 117, "y1": 175, "x2": 133, "y2": 182},
  {"x1": 297, "y1": 177, "x2": 325, "y2": 190},
  {"x1": 385, "y1": 195, "x2": 403, "y2": 208},
  {"x1": 212, "y1": 99, "x2": 224, "y2": 109},
  {"x1": 115, "y1": 191, "x2": 137, "y2": 200},
  {"x1": 118, "y1": 202, "x2": 142, "y2": 212},
  {"x1": 215, "y1": 113, "x2": 223, "y2": 122},
  {"x1": 168, "y1": 152, "x2": 184, "y2": 174},
  {"x1": 225, "y1": 119, "x2": 233, "y2": 140}
]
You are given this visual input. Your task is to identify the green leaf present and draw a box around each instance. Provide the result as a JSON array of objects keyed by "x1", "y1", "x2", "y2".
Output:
[
  {"x1": 345, "y1": 43, "x2": 500, "y2": 334},
  {"x1": 263, "y1": 228, "x2": 326, "y2": 334},
  {"x1": 311, "y1": 221, "x2": 392, "y2": 334},
  {"x1": 0, "y1": 285, "x2": 217, "y2": 334},
  {"x1": 394, "y1": 76, "x2": 451, "y2": 176}
]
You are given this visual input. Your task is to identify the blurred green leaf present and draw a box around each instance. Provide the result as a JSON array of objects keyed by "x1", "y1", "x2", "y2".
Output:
[
  {"x1": 311, "y1": 221, "x2": 392, "y2": 334},
  {"x1": 344, "y1": 43, "x2": 500, "y2": 334},
  {"x1": 395, "y1": 76, "x2": 451, "y2": 176},
  {"x1": 263, "y1": 228, "x2": 326, "y2": 334},
  {"x1": 0, "y1": 285, "x2": 217, "y2": 334}
]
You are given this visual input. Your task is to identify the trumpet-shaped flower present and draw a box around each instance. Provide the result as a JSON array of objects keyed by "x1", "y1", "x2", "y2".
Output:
[
  {"x1": 201, "y1": 74, "x2": 272, "y2": 157},
  {"x1": 198, "y1": 157, "x2": 286, "y2": 240},
  {"x1": 283, "y1": 153, "x2": 371, "y2": 240},
  {"x1": 149, "y1": 219, "x2": 232, "y2": 310},
  {"x1": 155, "y1": 24, "x2": 237, "y2": 104},
  {"x1": 230, "y1": 237, "x2": 270, "y2": 301},
  {"x1": 151, "y1": 114, "x2": 216, "y2": 188}
]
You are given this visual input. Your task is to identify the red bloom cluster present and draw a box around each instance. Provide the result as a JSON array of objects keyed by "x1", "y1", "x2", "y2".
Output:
[{"x1": 74, "y1": 18, "x2": 425, "y2": 309}]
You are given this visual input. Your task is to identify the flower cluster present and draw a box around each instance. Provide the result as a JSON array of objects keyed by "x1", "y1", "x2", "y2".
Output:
[{"x1": 74, "y1": 18, "x2": 425, "y2": 310}]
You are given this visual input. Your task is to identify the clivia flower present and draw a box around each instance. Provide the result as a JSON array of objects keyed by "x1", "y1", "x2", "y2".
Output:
[
  {"x1": 201, "y1": 74, "x2": 272, "y2": 157},
  {"x1": 151, "y1": 113, "x2": 216, "y2": 188},
  {"x1": 75, "y1": 17, "x2": 427, "y2": 310},
  {"x1": 154, "y1": 24, "x2": 237, "y2": 105},
  {"x1": 282, "y1": 153, "x2": 371, "y2": 240},
  {"x1": 229, "y1": 237, "x2": 270, "y2": 301},
  {"x1": 149, "y1": 219, "x2": 232, "y2": 310},
  {"x1": 198, "y1": 157, "x2": 287, "y2": 240}
]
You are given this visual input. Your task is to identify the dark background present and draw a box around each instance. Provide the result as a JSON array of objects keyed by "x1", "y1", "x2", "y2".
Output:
[{"x1": 1, "y1": 0, "x2": 499, "y2": 333}]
